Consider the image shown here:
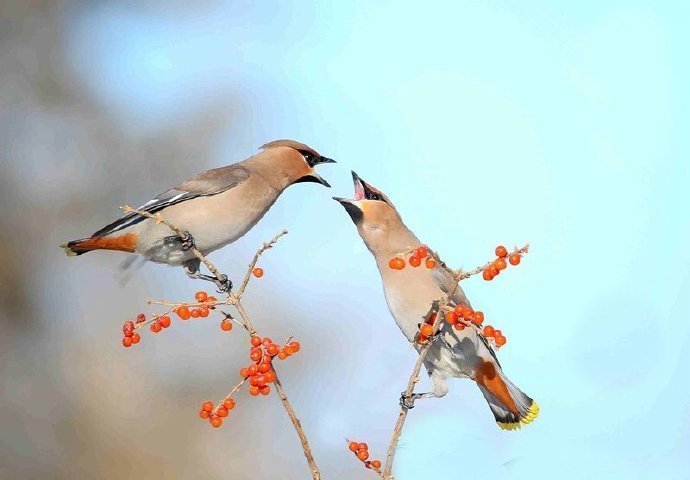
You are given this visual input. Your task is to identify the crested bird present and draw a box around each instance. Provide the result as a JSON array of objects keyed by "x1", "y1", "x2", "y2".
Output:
[
  {"x1": 334, "y1": 171, "x2": 538, "y2": 430},
  {"x1": 62, "y1": 139, "x2": 335, "y2": 291}
]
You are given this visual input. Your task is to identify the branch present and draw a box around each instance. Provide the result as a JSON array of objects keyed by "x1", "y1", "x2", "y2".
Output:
[{"x1": 121, "y1": 206, "x2": 320, "y2": 479}]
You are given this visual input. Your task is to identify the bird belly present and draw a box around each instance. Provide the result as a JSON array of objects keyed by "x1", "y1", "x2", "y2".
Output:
[{"x1": 136, "y1": 189, "x2": 276, "y2": 265}]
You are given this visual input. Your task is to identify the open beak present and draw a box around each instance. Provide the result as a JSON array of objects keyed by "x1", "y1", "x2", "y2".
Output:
[
  {"x1": 333, "y1": 171, "x2": 367, "y2": 223},
  {"x1": 296, "y1": 171, "x2": 331, "y2": 188}
]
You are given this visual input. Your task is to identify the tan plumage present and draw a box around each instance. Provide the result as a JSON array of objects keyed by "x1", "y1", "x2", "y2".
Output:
[
  {"x1": 335, "y1": 171, "x2": 538, "y2": 430},
  {"x1": 62, "y1": 140, "x2": 334, "y2": 287}
]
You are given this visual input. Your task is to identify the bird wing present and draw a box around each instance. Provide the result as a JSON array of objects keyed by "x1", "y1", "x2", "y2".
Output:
[
  {"x1": 92, "y1": 164, "x2": 251, "y2": 237},
  {"x1": 431, "y1": 265, "x2": 501, "y2": 367}
]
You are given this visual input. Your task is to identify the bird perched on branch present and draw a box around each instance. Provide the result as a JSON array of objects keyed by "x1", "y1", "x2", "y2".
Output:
[
  {"x1": 62, "y1": 139, "x2": 335, "y2": 291},
  {"x1": 334, "y1": 172, "x2": 538, "y2": 430}
]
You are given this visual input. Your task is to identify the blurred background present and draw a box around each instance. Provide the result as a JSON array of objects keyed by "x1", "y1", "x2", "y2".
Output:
[{"x1": 1, "y1": 1, "x2": 688, "y2": 479}]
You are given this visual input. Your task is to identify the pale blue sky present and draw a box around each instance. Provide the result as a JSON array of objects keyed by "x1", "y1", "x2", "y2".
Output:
[{"x1": 60, "y1": 1, "x2": 689, "y2": 478}]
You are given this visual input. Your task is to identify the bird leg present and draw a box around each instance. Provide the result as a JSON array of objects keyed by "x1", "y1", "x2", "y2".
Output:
[
  {"x1": 399, "y1": 391, "x2": 437, "y2": 409},
  {"x1": 182, "y1": 259, "x2": 233, "y2": 293}
]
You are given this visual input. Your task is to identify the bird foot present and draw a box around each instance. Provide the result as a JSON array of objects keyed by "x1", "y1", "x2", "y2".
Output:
[
  {"x1": 214, "y1": 274, "x2": 233, "y2": 293},
  {"x1": 180, "y1": 231, "x2": 195, "y2": 251},
  {"x1": 400, "y1": 392, "x2": 417, "y2": 410}
]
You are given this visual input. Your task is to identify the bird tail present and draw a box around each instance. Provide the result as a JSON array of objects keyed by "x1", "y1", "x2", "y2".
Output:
[
  {"x1": 475, "y1": 360, "x2": 539, "y2": 431},
  {"x1": 60, "y1": 233, "x2": 138, "y2": 256}
]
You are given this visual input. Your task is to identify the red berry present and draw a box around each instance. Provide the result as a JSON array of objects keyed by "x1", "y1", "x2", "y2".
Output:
[
  {"x1": 223, "y1": 398, "x2": 235, "y2": 410},
  {"x1": 489, "y1": 266, "x2": 500, "y2": 276},
  {"x1": 267, "y1": 344, "x2": 280, "y2": 356},
  {"x1": 250, "y1": 349, "x2": 262, "y2": 362},
  {"x1": 494, "y1": 329, "x2": 502, "y2": 338},
  {"x1": 249, "y1": 386, "x2": 260, "y2": 396},
  {"x1": 201, "y1": 401, "x2": 214, "y2": 413},
  {"x1": 415, "y1": 245, "x2": 429, "y2": 258},
  {"x1": 190, "y1": 308, "x2": 200, "y2": 318},
  {"x1": 216, "y1": 406, "x2": 229, "y2": 418},
  {"x1": 482, "y1": 269, "x2": 494, "y2": 281},
  {"x1": 419, "y1": 324, "x2": 434, "y2": 337},
  {"x1": 199, "y1": 410, "x2": 210, "y2": 419},
  {"x1": 483, "y1": 325, "x2": 495, "y2": 337},
  {"x1": 247, "y1": 365, "x2": 258, "y2": 376},
  {"x1": 371, "y1": 460, "x2": 382, "y2": 469},
  {"x1": 158, "y1": 315, "x2": 171, "y2": 328},
  {"x1": 258, "y1": 363, "x2": 271, "y2": 374},
  {"x1": 195, "y1": 291, "x2": 208, "y2": 302},
  {"x1": 288, "y1": 341, "x2": 301, "y2": 353},
  {"x1": 495, "y1": 245, "x2": 508, "y2": 258},
  {"x1": 206, "y1": 296, "x2": 217, "y2": 308},
  {"x1": 252, "y1": 267, "x2": 264, "y2": 278},
  {"x1": 250, "y1": 336, "x2": 262, "y2": 347},
  {"x1": 209, "y1": 415, "x2": 223, "y2": 428},
  {"x1": 348, "y1": 442, "x2": 359, "y2": 452},
  {"x1": 122, "y1": 337, "x2": 133, "y2": 347},
  {"x1": 495, "y1": 258, "x2": 507, "y2": 270},
  {"x1": 135, "y1": 314, "x2": 146, "y2": 324},
  {"x1": 358, "y1": 442, "x2": 368, "y2": 450},
  {"x1": 472, "y1": 311, "x2": 484, "y2": 325},
  {"x1": 176, "y1": 306, "x2": 191, "y2": 320},
  {"x1": 278, "y1": 351, "x2": 288, "y2": 360},
  {"x1": 220, "y1": 320, "x2": 232, "y2": 331},
  {"x1": 260, "y1": 385, "x2": 270, "y2": 395},
  {"x1": 409, "y1": 255, "x2": 422, "y2": 267},
  {"x1": 198, "y1": 306, "x2": 210, "y2": 318},
  {"x1": 453, "y1": 323, "x2": 466, "y2": 331},
  {"x1": 262, "y1": 337, "x2": 273, "y2": 347},
  {"x1": 123, "y1": 320, "x2": 134, "y2": 335},
  {"x1": 150, "y1": 322, "x2": 162, "y2": 333},
  {"x1": 357, "y1": 449, "x2": 369, "y2": 461},
  {"x1": 417, "y1": 334, "x2": 428, "y2": 344},
  {"x1": 389, "y1": 257, "x2": 406, "y2": 270},
  {"x1": 509, "y1": 253, "x2": 521, "y2": 265},
  {"x1": 240, "y1": 368, "x2": 249, "y2": 377},
  {"x1": 496, "y1": 335, "x2": 507, "y2": 347},
  {"x1": 445, "y1": 311, "x2": 458, "y2": 324},
  {"x1": 131, "y1": 332, "x2": 141, "y2": 344},
  {"x1": 264, "y1": 371, "x2": 276, "y2": 383},
  {"x1": 425, "y1": 257, "x2": 437, "y2": 269}
]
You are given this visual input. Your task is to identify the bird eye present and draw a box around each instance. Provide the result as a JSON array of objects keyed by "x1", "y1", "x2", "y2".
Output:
[{"x1": 368, "y1": 192, "x2": 381, "y2": 201}]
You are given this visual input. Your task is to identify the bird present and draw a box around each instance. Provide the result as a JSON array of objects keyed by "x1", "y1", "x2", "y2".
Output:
[
  {"x1": 62, "y1": 139, "x2": 335, "y2": 291},
  {"x1": 334, "y1": 171, "x2": 538, "y2": 430}
]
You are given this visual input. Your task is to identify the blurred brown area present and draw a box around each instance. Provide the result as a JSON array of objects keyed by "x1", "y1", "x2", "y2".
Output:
[{"x1": 0, "y1": 2, "x2": 372, "y2": 479}]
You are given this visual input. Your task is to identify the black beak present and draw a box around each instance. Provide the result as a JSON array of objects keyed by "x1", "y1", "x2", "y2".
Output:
[
  {"x1": 318, "y1": 156, "x2": 336, "y2": 164},
  {"x1": 333, "y1": 196, "x2": 363, "y2": 224},
  {"x1": 296, "y1": 172, "x2": 331, "y2": 188}
]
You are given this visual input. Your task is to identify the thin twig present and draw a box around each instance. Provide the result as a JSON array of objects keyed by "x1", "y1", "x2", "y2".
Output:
[
  {"x1": 273, "y1": 372, "x2": 321, "y2": 480},
  {"x1": 234, "y1": 229, "x2": 288, "y2": 299},
  {"x1": 382, "y1": 283, "x2": 461, "y2": 479},
  {"x1": 123, "y1": 206, "x2": 318, "y2": 478}
]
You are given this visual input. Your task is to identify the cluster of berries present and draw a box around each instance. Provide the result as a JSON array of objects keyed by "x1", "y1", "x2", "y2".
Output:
[
  {"x1": 388, "y1": 245, "x2": 437, "y2": 270},
  {"x1": 482, "y1": 325, "x2": 507, "y2": 347},
  {"x1": 175, "y1": 291, "x2": 218, "y2": 320},
  {"x1": 199, "y1": 397, "x2": 236, "y2": 429},
  {"x1": 240, "y1": 336, "x2": 301, "y2": 396},
  {"x1": 347, "y1": 441, "x2": 381, "y2": 470},
  {"x1": 443, "y1": 304, "x2": 484, "y2": 331},
  {"x1": 198, "y1": 335, "x2": 301, "y2": 428},
  {"x1": 482, "y1": 245, "x2": 522, "y2": 281},
  {"x1": 121, "y1": 319, "x2": 141, "y2": 347}
]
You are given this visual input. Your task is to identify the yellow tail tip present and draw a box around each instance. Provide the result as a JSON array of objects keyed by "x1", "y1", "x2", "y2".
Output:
[
  {"x1": 497, "y1": 401, "x2": 540, "y2": 431},
  {"x1": 60, "y1": 243, "x2": 78, "y2": 257}
]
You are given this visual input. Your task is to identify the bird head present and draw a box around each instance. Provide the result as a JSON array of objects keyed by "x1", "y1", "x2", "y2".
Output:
[
  {"x1": 334, "y1": 171, "x2": 409, "y2": 255},
  {"x1": 259, "y1": 139, "x2": 335, "y2": 188}
]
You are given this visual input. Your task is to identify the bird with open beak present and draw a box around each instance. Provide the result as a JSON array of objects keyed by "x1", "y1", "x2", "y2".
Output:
[
  {"x1": 62, "y1": 139, "x2": 335, "y2": 291},
  {"x1": 334, "y1": 172, "x2": 539, "y2": 430}
]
